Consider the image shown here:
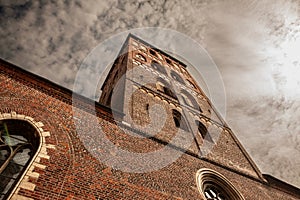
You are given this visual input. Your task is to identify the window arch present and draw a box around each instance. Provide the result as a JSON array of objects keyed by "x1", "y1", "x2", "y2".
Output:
[
  {"x1": 0, "y1": 119, "x2": 40, "y2": 200},
  {"x1": 195, "y1": 120, "x2": 213, "y2": 143},
  {"x1": 151, "y1": 60, "x2": 167, "y2": 75},
  {"x1": 196, "y1": 168, "x2": 245, "y2": 200},
  {"x1": 156, "y1": 78, "x2": 177, "y2": 100},
  {"x1": 172, "y1": 110, "x2": 188, "y2": 131},
  {"x1": 170, "y1": 70, "x2": 185, "y2": 85},
  {"x1": 181, "y1": 90, "x2": 202, "y2": 112},
  {"x1": 165, "y1": 58, "x2": 172, "y2": 65},
  {"x1": 149, "y1": 49, "x2": 157, "y2": 57}
]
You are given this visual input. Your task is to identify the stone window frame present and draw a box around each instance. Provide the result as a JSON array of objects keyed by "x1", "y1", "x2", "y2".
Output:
[
  {"x1": 170, "y1": 70, "x2": 185, "y2": 85},
  {"x1": 0, "y1": 112, "x2": 54, "y2": 200},
  {"x1": 196, "y1": 168, "x2": 245, "y2": 200},
  {"x1": 151, "y1": 60, "x2": 167, "y2": 75}
]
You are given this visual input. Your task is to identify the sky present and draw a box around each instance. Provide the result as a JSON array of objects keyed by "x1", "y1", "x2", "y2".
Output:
[{"x1": 0, "y1": 0, "x2": 299, "y2": 187}]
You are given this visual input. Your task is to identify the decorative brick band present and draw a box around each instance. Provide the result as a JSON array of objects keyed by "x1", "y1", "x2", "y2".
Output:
[{"x1": 0, "y1": 112, "x2": 55, "y2": 200}]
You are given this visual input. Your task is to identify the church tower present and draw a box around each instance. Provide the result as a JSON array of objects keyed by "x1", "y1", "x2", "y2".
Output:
[
  {"x1": 99, "y1": 34, "x2": 269, "y2": 200},
  {"x1": 99, "y1": 34, "x2": 225, "y2": 153}
]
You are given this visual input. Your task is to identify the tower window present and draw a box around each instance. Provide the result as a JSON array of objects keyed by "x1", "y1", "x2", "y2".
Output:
[
  {"x1": 172, "y1": 110, "x2": 188, "y2": 131},
  {"x1": 151, "y1": 61, "x2": 167, "y2": 75},
  {"x1": 149, "y1": 49, "x2": 157, "y2": 56},
  {"x1": 171, "y1": 70, "x2": 185, "y2": 85},
  {"x1": 181, "y1": 90, "x2": 202, "y2": 112},
  {"x1": 0, "y1": 120, "x2": 40, "y2": 200},
  {"x1": 156, "y1": 79, "x2": 177, "y2": 100},
  {"x1": 135, "y1": 54, "x2": 146, "y2": 62},
  {"x1": 156, "y1": 83, "x2": 177, "y2": 100},
  {"x1": 195, "y1": 120, "x2": 213, "y2": 143},
  {"x1": 166, "y1": 58, "x2": 172, "y2": 65},
  {"x1": 163, "y1": 87, "x2": 177, "y2": 99}
]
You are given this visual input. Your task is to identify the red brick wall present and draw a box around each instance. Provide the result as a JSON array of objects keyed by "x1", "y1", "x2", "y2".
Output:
[{"x1": 0, "y1": 59, "x2": 299, "y2": 200}]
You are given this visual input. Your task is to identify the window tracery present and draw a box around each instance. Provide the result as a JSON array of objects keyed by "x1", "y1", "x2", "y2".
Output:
[
  {"x1": 0, "y1": 120, "x2": 40, "y2": 200},
  {"x1": 196, "y1": 168, "x2": 245, "y2": 200}
]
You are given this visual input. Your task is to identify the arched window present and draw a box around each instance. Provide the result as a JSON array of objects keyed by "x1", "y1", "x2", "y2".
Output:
[
  {"x1": 172, "y1": 110, "x2": 188, "y2": 131},
  {"x1": 156, "y1": 78, "x2": 177, "y2": 100},
  {"x1": 170, "y1": 70, "x2": 185, "y2": 85},
  {"x1": 196, "y1": 168, "x2": 245, "y2": 200},
  {"x1": 165, "y1": 58, "x2": 172, "y2": 65},
  {"x1": 195, "y1": 120, "x2": 213, "y2": 143},
  {"x1": 0, "y1": 119, "x2": 40, "y2": 200},
  {"x1": 181, "y1": 90, "x2": 202, "y2": 112},
  {"x1": 149, "y1": 49, "x2": 157, "y2": 57},
  {"x1": 203, "y1": 182, "x2": 230, "y2": 200},
  {"x1": 151, "y1": 60, "x2": 167, "y2": 75}
]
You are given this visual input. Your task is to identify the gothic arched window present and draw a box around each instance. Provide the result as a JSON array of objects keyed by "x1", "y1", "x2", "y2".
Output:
[
  {"x1": 181, "y1": 90, "x2": 202, "y2": 112},
  {"x1": 172, "y1": 110, "x2": 188, "y2": 131},
  {"x1": 195, "y1": 120, "x2": 213, "y2": 143},
  {"x1": 149, "y1": 49, "x2": 157, "y2": 57},
  {"x1": 0, "y1": 119, "x2": 40, "y2": 200},
  {"x1": 170, "y1": 70, "x2": 185, "y2": 85},
  {"x1": 151, "y1": 61, "x2": 167, "y2": 75},
  {"x1": 156, "y1": 78, "x2": 177, "y2": 100}
]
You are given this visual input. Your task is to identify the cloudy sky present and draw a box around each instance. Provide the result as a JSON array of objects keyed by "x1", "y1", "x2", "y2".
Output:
[{"x1": 0, "y1": 0, "x2": 299, "y2": 187}]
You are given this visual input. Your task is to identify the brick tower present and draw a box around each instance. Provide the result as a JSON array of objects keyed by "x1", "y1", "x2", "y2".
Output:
[
  {"x1": 97, "y1": 34, "x2": 300, "y2": 199},
  {"x1": 99, "y1": 34, "x2": 224, "y2": 155}
]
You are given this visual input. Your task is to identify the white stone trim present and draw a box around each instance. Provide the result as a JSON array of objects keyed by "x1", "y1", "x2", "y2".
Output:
[{"x1": 196, "y1": 168, "x2": 245, "y2": 200}]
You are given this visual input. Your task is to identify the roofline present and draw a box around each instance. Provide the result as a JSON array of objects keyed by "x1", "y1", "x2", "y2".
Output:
[
  {"x1": 263, "y1": 174, "x2": 300, "y2": 198},
  {"x1": 127, "y1": 33, "x2": 187, "y2": 68},
  {"x1": 0, "y1": 58, "x2": 124, "y2": 120}
]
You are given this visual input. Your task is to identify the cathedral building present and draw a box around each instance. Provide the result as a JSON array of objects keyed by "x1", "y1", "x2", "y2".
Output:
[{"x1": 0, "y1": 34, "x2": 299, "y2": 200}]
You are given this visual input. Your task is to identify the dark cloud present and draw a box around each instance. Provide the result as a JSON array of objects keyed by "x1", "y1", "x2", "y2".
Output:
[
  {"x1": 0, "y1": 0, "x2": 32, "y2": 20},
  {"x1": 227, "y1": 95, "x2": 300, "y2": 186}
]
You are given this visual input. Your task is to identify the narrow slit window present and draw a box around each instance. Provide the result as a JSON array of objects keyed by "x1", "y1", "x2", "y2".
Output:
[
  {"x1": 172, "y1": 110, "x2": 188, "y2": 131},
  {"x1": 195, "y1": 120, "x2": 213, "y2": 143}
]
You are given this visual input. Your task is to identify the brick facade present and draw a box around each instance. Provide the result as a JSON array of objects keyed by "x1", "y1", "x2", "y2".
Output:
[{"x1": 0, "y1": 35, "x2": 299, "y2": 199}]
